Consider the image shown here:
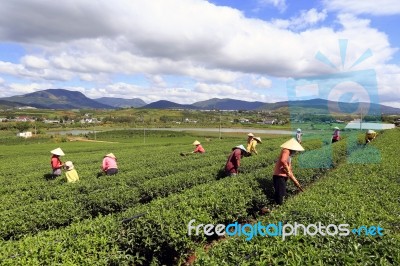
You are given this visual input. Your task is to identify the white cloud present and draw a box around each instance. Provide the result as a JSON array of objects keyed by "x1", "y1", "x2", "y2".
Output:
[
  {"x1": 0, "y1": 82, "x2": 53, "y2": 97},
  {"x1": 273, "y1": 9, "x2": 327, "y2": 30},
  {"x1": 0, "y1": 0, "x2": 398, "y2": 107},
  {"x1": 253, "y1": 76, "x2": 272, "y2": 88},
  {"x1": 323, "y1": 0, "x2": 400, "y2": 16},
  {"x1": 258, "y1": 0, "x2": 287, "y2": 13}
]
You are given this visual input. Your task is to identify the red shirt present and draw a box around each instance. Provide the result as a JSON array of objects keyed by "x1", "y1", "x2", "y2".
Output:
[
  {"x1": 225, "y1": 148, "x2": 242, "y2": 174},
  {"x1": 193, "y1": 144, "x2": 205, "y2": 153},
  {"x1": 51, "y1": 155, "x2": 62, "y2": 170},
  {"x1": 273, "y1": 149, "x2": 291, "y2": 177},
  {"x1": 332, "y1": 130, "x2": 340, "y2": 141}
]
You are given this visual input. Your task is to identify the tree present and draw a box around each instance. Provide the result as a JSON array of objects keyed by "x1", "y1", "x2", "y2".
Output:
[{"x1": 15, "y1": 122, "x2": 30, "y2": 132}]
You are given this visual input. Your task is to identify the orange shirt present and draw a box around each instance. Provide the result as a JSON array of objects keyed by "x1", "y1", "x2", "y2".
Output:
[{"x1": 273, "y1": 149, "x2": 291, "y2": 177}]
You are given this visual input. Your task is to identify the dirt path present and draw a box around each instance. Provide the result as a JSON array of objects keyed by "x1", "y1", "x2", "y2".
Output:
[{"x1": 67, "y1": 136, "x2": 119, "y2": 143}]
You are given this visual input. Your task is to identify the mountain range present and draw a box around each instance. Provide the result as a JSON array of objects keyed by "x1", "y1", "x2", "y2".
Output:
[{"x1": 0, "y1": 89, "x2": 399, "y2": 114}]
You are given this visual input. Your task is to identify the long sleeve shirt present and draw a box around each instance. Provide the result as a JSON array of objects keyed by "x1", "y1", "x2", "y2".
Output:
[
  {"x1": 65, "y1": 169, "x2": 79, "y2": 183},
  {"x1": 225, "y1": 149, "x2": 242, "y2": 174},
  {"x1": 102, "y1": 157, "x2": 118, "y2": 171},
  {"x1": 51, "y1": 155, "x2": 62, "y2": 170},
  {"x1": 332, "y1": 130, "x2": 340, "y2": 141},
  {"x1": 273, "y1": 149, "x2": 292, "y2": 177},
  {"x1": 247, "y1": 139, "x2": 258, "y2": 155},
  {"x1": 193, "y1": 144, "x2": 205, "y2": 153}
]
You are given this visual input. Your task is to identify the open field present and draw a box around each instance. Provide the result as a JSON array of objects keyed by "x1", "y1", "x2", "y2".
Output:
[{"x1": 0, "y1": 128, "x2": 399, "y2": 265}]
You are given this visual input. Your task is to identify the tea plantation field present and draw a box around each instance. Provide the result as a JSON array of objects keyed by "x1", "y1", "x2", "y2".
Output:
[{"x1": 0, "y1": 129, "x2": 399, "y2": 265}]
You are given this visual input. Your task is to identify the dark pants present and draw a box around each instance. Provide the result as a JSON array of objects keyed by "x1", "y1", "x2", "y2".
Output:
[
  {"x1": 106, "y1": 168, "x2": 118, "y2": 176},
  {"x1": 332, "y1": 139, "x2": 338, "y2": 143},
  {"x1": 273, "y1": 175, "x2": 287, "y2": 205}
]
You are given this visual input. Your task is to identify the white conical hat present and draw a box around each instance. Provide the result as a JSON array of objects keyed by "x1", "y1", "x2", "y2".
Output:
[
  {"x1": 280, "y1": 138, "x2": 304, "y2": 151},
  {"x1": 247, "y1": 133, "x2": 254, "y2": 137},
  {"x1": 233, "y1": 144, "x2": 247, "y2": 152},
  {"x1": 105, "y1": 153, "x2": 116, "y2": 158},
  {"x1": 367, "y1": 129, "x2": 375, "y2": 134},
  {"x1": 50, "y1": 147, "x2": 65, "y2": 156},
  {"x1": 254, "y1": 137, "x2": 262, "y2": 143},
  {"x1": 334, "y1": 127, "x2": 340, "y2": 130},
  {"x1": 297, "y1": 128, "x2": 301, "y2": 132},
  {"x1": 192, "y1": 140, "x2": 201, "y2": 145},
  {"x1": 64, "y1": 161, "x2": 74, "y2": 170}
]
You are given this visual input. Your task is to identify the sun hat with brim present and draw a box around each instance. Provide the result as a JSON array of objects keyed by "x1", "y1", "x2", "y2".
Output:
[
  {"x1": 334, "y1": 127, "x2": 340, "y2": 130},
  {"x1": 50, "y1": 147, "x2": 65, "y2": 156},
  {"x1": 254, "y1": 137, "x2": 262, "y2": 143},
  {"x1": 247, "y1": 133, "x2": 254, "y2": 137},
  {"x1": 280, "y1": 138, "x2": 305, "y2": 151},
  {"x1": 105, "y1": 153, "x2": 116, "y2": 159},
  {"x1": 233, "y1": 145, "x2": 247, "y2": 152},
  {"x1": 192, "y1": 140, "x2": 201, "y2": 145},
  {"x1": 64, "y1": 161, "x2": 74, "y2": 170},
  {"x1": 367, "y1": 129, "x2": 375, "y2": 134}
]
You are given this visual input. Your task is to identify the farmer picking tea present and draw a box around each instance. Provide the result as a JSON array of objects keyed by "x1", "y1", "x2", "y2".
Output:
[
  {"x1": 295, "y1": 128, "x2": 302, "y2": 144},
  {"x1": 331, "y1": 127, "x2": 341, "y2": 143},
  {"x1": 64, "y1": 161, "x2": 79, "y2": 183},
  {"x1": 192, "y1": 140, "x2": 205, "y2": 153},
  {"x1": 365, "y1": 129, "x2": 377, "y2": 144},
  {"x1": 225, "y1": 145, "x2": 248, "y2": 176},
  {"x1": 102, "y1": 153, "x2": 118, "y2": 176},
  {"x1": 273, "y1": 138, "x2": 304, "y2": 205},
  {"x1": 247, "y1": 134, "x2": 262, "y2": 155},
  {"x1": 50, "y1": 147, "x2": 65, "y2": 178},
  {"x1": 180, "y1": 140, "x2": 205, "y2": 156}
]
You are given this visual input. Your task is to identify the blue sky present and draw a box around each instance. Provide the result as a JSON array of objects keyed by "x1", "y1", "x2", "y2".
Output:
[{"x1": 0, "y1": 0, "x2": 399, "y2": 108}]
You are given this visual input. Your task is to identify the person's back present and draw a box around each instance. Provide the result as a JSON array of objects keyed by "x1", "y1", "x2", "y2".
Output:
[
  {"x1": 66, "y1": 169, "x2": 79, "y2": 183},
  {"x1": 225, "y1": 148, "x2": 242, "y2": 175},
  {"x1": 64, "y1": 161, "x2": 79, "y2": 183},
  {"x1": 365, "y1": 130, "x2": 377, "y2": 143},
  {"x1": 102, "y1": 153, "x2": 118, "y2": 175}
]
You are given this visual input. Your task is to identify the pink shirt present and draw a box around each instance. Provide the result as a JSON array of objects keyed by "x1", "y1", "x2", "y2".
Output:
[
  {"x1": 102, "y1": 156, "x2": 118, "y2": 171},
  {"x1": 332, "y1": 130, "x2": 340, "y2": 140},
  {"x1": 51, "y1": 155, "x2": 62, "y2": 170},
  {"x1": 193, "y1": 144, "x2": 205, "y2": 153}
]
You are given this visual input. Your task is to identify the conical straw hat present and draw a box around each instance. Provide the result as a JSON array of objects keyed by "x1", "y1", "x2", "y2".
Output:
[
  {"x1": 280, "y1": 138, "x2": 304, "y2": 151},
  {"x1": 247, "y1": 133, "x2": 254, "y2": 137},
  {"x1": 367, "y1": 129, "x2": 375, "y2": 134},
  {"x1": 64, "y1": 161, "x2": 74, "y2": 170},
  {"x1": 105, "y1": 153, "x2": 116, "y2": 158},
  {"x1": 50, "y1": 147, "x2": 65, "y2": 156},
  {"x1": 233, "y1": 144, "x2": 247, "y2": 152},
  {"x1": 192, "y1": 140, "x2": 201, "y2": 145},
  {"x1": 254, "y1": 137, "x2": 262, "y2": 143}
]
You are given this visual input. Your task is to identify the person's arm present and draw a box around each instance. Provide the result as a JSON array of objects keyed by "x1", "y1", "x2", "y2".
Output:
[{"x1": 281, "y1": 150, "x2": 303, "y2": 191}]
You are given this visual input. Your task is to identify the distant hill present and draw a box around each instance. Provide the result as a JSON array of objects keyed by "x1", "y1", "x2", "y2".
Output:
[
  {"x1": 260, "y1": 98, "x2": 400, "y2": 114},
  {"x1": 94, "y1": 97, "x2": 146, "y2": 108},
  {"x1": 0, "y1": 99, "x2": 30, "y2": 109},
  {"x1": 0, "y1": 89, "x2": 113, "y2": 109},
  {"x1": 142, "y1": 100, "x2": 199, "y2": 109},
  {"x1": 1, "y1": 89, "x2": 399, "y2": 114},
  {"x1": 192, "y1": 98, "x2": 265, "y2": 110}
]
